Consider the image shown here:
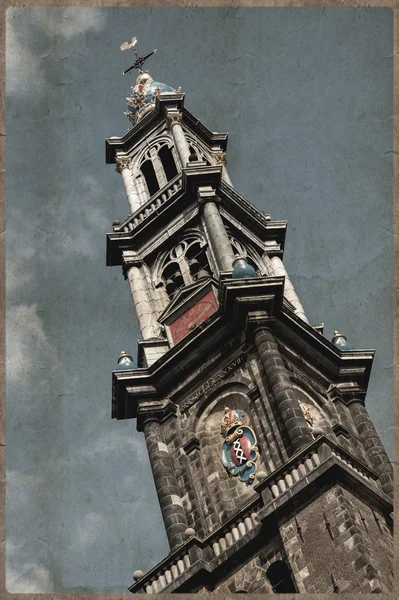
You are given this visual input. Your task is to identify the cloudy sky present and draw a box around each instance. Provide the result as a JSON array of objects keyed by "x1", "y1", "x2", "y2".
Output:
[{"x1": 6, "y1": 7, "x2": 393, "y2": 594}]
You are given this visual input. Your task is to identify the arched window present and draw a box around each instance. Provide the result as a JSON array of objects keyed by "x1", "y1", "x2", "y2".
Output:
[
  {"x1": 158, "y1": 145, "x2": 178, "y2": 181},
  {"x1": 160, "y1": 234, "x2": 212, "y2": 299},
  {"x1": 266, "y1": 560, "x2": 297, "y2": 593},
  {"x1": 141, "y1": 159, "x2": 159, "y2": 196},
  {"x1": 138, "y1": 140, "x2": 179, "y2": 200}
]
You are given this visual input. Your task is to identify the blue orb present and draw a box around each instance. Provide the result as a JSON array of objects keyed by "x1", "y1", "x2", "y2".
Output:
[
  {"x1": 232, "y1": 257, "x2": 257, "y2": 279},
  {"x1": 145, "y1": 81, "x2": 175, "y2": 103},
  {"x1": 332, "y1": 332, "x2": 353, "y2": 351},
  {"x1": 116, "y1": 351, "x2": 136, "y2": 370}
]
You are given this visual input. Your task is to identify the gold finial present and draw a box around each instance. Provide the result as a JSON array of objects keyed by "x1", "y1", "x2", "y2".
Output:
[{"x1": 136, "y1": 72, "x2": 152, "y2": 86}]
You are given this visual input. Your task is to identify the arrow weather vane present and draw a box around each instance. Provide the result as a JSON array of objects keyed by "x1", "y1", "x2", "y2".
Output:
[{"x1": 120, "y1": 36, "x2": 157, "y2": 76}]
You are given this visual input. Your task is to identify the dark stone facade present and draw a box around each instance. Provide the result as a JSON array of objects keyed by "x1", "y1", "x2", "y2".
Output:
[{"x1": 120, "y1": 330, "x2": 393, "y2": 594}]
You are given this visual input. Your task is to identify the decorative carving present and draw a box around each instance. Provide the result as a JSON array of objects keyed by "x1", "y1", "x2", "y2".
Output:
[
  {"x1": 221, "y1": 408, "x2": 258, "y2": 484},
  {"x1": 221, "y1": 407, "x2": 244, "y2": 437},
  {"x1": 298, "y1": 399, "x2": 314, "y2": 427},
  {"x1": 115, "y1": 156, "x2": 132, "y2": 173},
  {"x1": 166, "y1": 112, "x2": 183, "y2": 129},
  {"x1": 180, "y1": 353, "x2": 246, "y2": 412},
  {"x1": 214, "y1": 151, "x2": 227, "y2": 165}
]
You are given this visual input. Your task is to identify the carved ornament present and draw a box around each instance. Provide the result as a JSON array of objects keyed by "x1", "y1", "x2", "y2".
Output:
[
  {"x1": 115, "y1": 156, "x2": 132, "y2": 173},
  {"x1": 298, "y1": 400, "x2": 314, "y2": 427},
  {"x1": 221, "y1": 408, "x2": 259, "y2": 484},
  {"x1": 214, "y1": 151, "x2": 227, "y2": 165},
  {"x1": 166, "y1": 112, "x2": 183, "y2": 129}
]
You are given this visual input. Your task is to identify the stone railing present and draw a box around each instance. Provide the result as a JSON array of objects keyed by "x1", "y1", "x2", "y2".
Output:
[
  {"x1": 210, "y1": 505, "x2": 260, "y2": 558},
  {"x1": 256, "y1": 437, "x2": 379, "y2": 508},
  {"x1": 329, "y1": 443, "x2": 379, "y2": 485},
  {"x1": 114, "y1": 174, "x2": 183, "y2": 234},
  {"x1": 267, "y1": 448, "x2": 321, "y2": 500},
  {"x1": 143, "y1": 548, "x2": 192, "y2": 594}
]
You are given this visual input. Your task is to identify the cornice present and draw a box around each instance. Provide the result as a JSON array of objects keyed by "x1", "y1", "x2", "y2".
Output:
[{"x1": 112, "y1": 277, "x2": 375, "y2": 421}]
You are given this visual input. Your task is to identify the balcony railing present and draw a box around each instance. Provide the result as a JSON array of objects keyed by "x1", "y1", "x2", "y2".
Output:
[
  {"x1": 114, "y1": 174, "x2": 183, "y2": 234},
  {"x1": 143, "y1": 549, "x2": 192, "y2": 594}
]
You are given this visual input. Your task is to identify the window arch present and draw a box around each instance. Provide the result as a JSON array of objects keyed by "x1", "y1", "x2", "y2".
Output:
[
  {"x1": 159, "y1": 232, "x2": 213, "y2": 299},
  {"x1": 266, "y1": 560, "x2": 297, "y2": 593},
  {"x1": 141, "y1": 159, "x2": 159, "y2": 196},
  {"x1": 138, "y1": 139, "x2": 179, "y2": 199},
  {"x1": 158, "y1": 144, "x2": 178, "y2": 180}
]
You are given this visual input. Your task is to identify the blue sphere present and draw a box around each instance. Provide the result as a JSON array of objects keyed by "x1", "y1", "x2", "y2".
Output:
[
  {"x1": 332, "y1": 332, "x2": 353, "y2": 351},
  {"x1": 232, "y1": 257, "x2": 257, "y2": 279},
  {"x1": 145, "y1": 81, "x2": 175, "y2": 103},
  {"x1": 116, "y1": 351, "x2": 136, "y2": 370}
]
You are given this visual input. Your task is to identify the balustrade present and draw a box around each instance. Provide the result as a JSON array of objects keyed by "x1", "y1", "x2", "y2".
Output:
[{"x1": 117, "y1": 175, "x2": 183, "y2": 234}]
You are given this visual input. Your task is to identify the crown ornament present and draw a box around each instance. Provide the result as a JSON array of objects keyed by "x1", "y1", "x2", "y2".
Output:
[{"x1": 221, "y1": 407, "x2": 245, "y2": 437}]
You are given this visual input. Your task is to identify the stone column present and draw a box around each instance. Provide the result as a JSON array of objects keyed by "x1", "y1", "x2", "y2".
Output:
[
  {"x1": 214, "y1": 151, "x2": 232, "y2": 186},
  {"x1": 125, "y1": 260, "x2": 160, "y2": 340},
  {"x1": 348, "y1": 400, "x2": 393, "y2": 498},
  {"x1": 198, "y1": 187, "x2": 235, "y2": 273},
  {"x1": 150, "y1": 147, "x2": 168, "y2": 189},
  {"x1": 254, "y1": 327, "x2": 314, "y2": 453},
  {"x1": 115, "y1": 157, "x2": 141, "y2": 214},
  {"x1": 135, "y1": 173, "x2": 148, "y2": 206},
  {"x1": 166, "y1": 112, "x2": 191, "y2": 167},
  {"x1": 267, "y1": 255, "x2": 309, "y2": 324},
  {"x1": 143, "y1": 418, "x2": 188, "y2": 549}
]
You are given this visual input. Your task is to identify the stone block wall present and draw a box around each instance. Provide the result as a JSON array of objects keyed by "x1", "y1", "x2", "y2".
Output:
[
  {"x1": 216, "y1": 556, "x2": 272, "y2": 593},
  {"x1": 279, "y1": 484, "x2": 392, "y2": 593},
  {"x1": 144, "y1": 338, "x2": 390, "y2": 555}
]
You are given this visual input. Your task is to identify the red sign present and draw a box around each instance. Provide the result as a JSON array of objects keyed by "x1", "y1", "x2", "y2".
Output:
[{"x1": 169, "y1": 290, "x2": 218, "y2": 344}]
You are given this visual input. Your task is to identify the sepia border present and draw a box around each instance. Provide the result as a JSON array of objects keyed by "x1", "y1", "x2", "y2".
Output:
[{"x1": 0, "y1": 1, "x2": 397, "y2": 598}]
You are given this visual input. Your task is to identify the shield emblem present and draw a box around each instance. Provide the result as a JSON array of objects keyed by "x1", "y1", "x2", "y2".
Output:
[
  {"x1": 222, "y1": 425, "x2": 258, "y2": 484},
  {"x1": 231, "y1": 435, "x2": 252, "y2": 466}
]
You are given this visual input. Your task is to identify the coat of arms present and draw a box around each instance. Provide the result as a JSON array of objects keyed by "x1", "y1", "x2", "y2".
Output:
[{"x1": 221, "y1": 407, "x2": 259, "y2": 484}]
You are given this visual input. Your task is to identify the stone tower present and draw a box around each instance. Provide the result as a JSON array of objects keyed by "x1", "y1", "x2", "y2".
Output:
[{"x1": 106, "y1": 62, "x2": 393, "y2": 593}]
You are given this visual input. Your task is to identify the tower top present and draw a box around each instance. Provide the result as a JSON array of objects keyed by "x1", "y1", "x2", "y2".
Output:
[
  {"x1": 121, "y1": 37, "x2": 179, "y2": 126},
  {"x1": 124, "y1": 74, "x2": 177, "y2": 125}
]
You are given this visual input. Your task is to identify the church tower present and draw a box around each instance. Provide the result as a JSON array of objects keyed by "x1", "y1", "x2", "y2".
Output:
[{"x1": 106, "y1": 46, "x2": 393, "y2": 594}]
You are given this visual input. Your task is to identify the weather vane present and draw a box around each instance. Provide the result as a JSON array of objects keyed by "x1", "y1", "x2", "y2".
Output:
[{"x1": 120, "y1": 36, "x2": 157, "y2": 76}]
